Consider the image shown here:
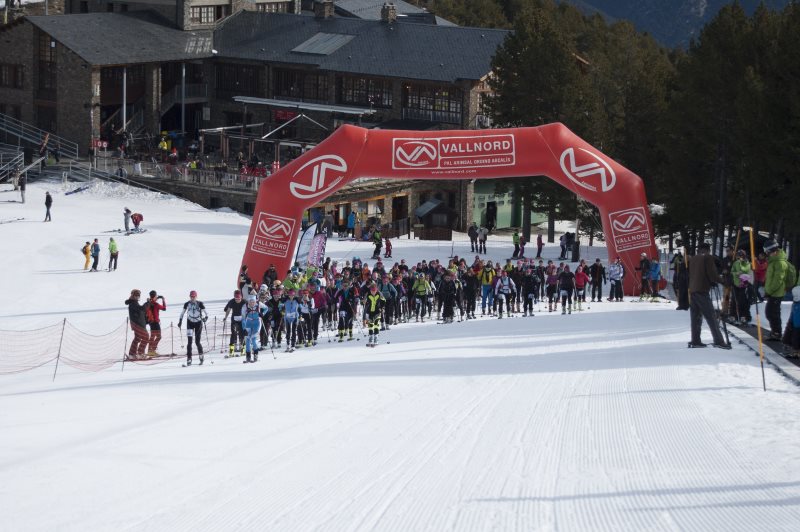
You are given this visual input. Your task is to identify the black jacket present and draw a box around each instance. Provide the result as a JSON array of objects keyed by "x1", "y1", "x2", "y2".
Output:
[{"x1": 125, "y1": 298, "x2": 147, "y2": 328}]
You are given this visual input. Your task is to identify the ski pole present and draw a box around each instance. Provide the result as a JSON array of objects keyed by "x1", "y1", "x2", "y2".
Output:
[{"x1": 713, "y1": 285, "x2": 731, "y2": 345}]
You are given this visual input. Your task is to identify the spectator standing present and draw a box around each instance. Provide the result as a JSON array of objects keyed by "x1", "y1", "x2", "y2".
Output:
[
  {"x1": 18, "y1": 172, "x2": 25, "y2": 203},
  {"x1": 764, "y1": 240, "x2": 791, "y2": 341},
  {"x1": 478, "y1": 225, "x2": 488, "y2": 254},
  {"x1": 44, "y1": 191, "x2": 52, "y2": 222},
  {"x1": 90, "y1": 238, "x2": 100, "y2": 272},
  {"x1": 124, "y1": 289, "x2": 148, "y2": 359},
  {"x1": 82, "y1": 241, "x2": 91, "y2": 270},
  {"x1": 108, "y1": 237, "x2": 119, "y2": 271},
  {"x1": 687, "y1": 243, "x2": 730, "y2": 349},
  {"x1": 123, "y1": 207, "x2": 132, "y2": 233},
  {"x1": 512, "y1": 229, "x2": 521, "y2": 258},
  {"x1": 468, "y1": 222, "x2": 479, "y2": 253},
  {"x1": 536, "y1": 232, "x2": 544, "y2": 259},
  {"x1": 347, "y1": 211, "x2": 356, "y2": 238}
]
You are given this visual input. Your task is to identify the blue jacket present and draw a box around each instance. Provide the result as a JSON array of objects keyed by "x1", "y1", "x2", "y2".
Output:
[
  {"x1": 650, "y1": 262, "x2": 661, "y2": 281},
  {"x1": 792, "y1": 301, "x2": 800, "y2": 328},
  {"x1": 282, "y1": 298, "x2": 299, "y2": 324},
  {"x1": 241, "y1": 304, "x2": 262, "y2": 335},
  {"x1": 91, "y1": 243, "x2": 100, "y2": 257},
  {"x1": 347, "y1": 212, "x2": 356, "y2": 229}
]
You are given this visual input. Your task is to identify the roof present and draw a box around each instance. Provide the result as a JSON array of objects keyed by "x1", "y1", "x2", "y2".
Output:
[
  {"x1": 333, "y1": 0, "x2": 456, "y2": 26},
  {"x1": 215, "y1": 12, "x2": 508, "y2": 83},
  {"x1": 26, "y1": 12, "x2": 213, "y2": 66},
  {"x1": 414, "y1": 198, "x2": 443, "y2": 218}
]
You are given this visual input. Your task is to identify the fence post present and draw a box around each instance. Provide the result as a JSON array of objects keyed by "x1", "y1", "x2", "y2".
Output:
[
  {"x1": 170, "y1": 321, "x2": 174, "y2": 356},
  {"x1": 122, "y1": 317, "x2": 129, "y2": 372},
  {"x1": 52, "y1": 318, "x2": 67, "y2": 382}
]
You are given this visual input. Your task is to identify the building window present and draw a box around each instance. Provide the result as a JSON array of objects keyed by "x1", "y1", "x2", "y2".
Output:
[
  {"x1": 337, "y1": 76, "x2": 392, "y2": 108},
  {"x1": 403, "y1": 84, "x2": 463, "y2": 124},
  {"x1": 0, "y1": 64, "x2": 24, "y2": 89},
  {"x1": 121, "y1": 4, "x2": 128, "y2": 12},
  {"x1": 190, "y1": 5, "x2": 228, "y2": 24},
  {"x1": 80, "y1": 1, "x2": 88, "y2": 13},
  {"x1": 37, "y1": 34, "x2": 57, "y2": 99},
  {"x1": 302, "y1": 73, "x2": 328, "y2": 102},
  {"x1": 216, "y1": 64, "x2": 261, "y2": 98},
  {"x1": 273, "y1": 68, "x2": 301, "y2": 99},
  {"x1": 256, "y1": 1, "x2": 289, "y2": 12},
  {"x1": 107, "y1": 3, "x2": 114, "y2": 12}
]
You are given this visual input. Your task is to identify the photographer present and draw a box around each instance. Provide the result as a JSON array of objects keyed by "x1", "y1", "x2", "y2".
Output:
[{"x1": 145, "y1": 291, "x2": 166, "y2": 356}]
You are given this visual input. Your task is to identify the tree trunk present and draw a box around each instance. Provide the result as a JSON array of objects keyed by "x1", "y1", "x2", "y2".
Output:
[
  {"x1": 668, "y1": 231, "x2": 674, "y2": 254},
  {"x1": 547, "y1": 202, "x2": 555, "y2": 243}
]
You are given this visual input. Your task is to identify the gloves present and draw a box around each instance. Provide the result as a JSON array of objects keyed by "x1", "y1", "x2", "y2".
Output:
[
  {"x1": 178, "y1": 320, "x2": 182, "y2": 328},
  {"x1": 202, "y1": 317, "x2": 208, "y2": 323}
]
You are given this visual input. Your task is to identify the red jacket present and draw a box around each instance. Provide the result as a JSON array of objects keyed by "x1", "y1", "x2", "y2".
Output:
[
  {"x1": 754, "y1": 259, "x2": 767, "y2": 283},
  {"x1": 146, "y1": 297, "x2": 166, "y2": 323},
  {"x1": 575, "y1": 271, "x2": 590, "y2": 289}
]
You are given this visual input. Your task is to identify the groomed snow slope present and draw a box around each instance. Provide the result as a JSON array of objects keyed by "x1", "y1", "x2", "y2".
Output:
[{"x1": 1, "y1": 180, "x2": 800, "y2": 531}]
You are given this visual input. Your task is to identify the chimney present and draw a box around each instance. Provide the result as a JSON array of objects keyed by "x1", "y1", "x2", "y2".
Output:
[
  {"x1": 314, "y1": 0, "x2": 334, "y2": 19},
  {"x1": 380, "y1": 2, "x2": 397, "y2": 23}
]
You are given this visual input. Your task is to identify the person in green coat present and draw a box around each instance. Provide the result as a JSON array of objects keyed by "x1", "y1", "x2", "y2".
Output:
[
  {"x1": 730, "y1": 249, "x2": 752, "y2": 324},
  {"x1": 108, "y1": 237, "x2": 119, "y2": 271},
  {"x1": 764, "y1": 240, "x2": 788, "y2": 340},
  {"x1": 512, "y1": 229, "x2": 521, "y2": 258}
]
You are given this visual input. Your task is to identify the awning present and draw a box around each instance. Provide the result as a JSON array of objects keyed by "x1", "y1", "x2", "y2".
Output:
[
  {"x1": 232, "y1": 96, "x2": 376, "y2": 116},
  {"x1": 414, "y1": 198, "x2": 443, "y2": 218}
]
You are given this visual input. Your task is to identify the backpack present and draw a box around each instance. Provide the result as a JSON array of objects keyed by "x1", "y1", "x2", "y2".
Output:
[
  {"x1": 785, "y1": 261, "x2": 798, "y2": 292},
  {"x1": 144, "y1": 301, "x2": 155, "y2": 323}
]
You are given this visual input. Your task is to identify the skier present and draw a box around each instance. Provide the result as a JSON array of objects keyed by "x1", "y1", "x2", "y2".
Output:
[
  {"x1": 371, "y1": 225, "x2": 383, "y2": 259},
  {"x1": 266, "y1": 286, "x2": 285, "y2": 348},
  {"x1": 512, "y1": 229, "x2": 520, "y2": 258},
  {"x1": 607, "y1": 257, "x2": 625, "y2": 301},
  {"x1": 363, "y1": 283, "x2": 386, "y2": 345},
  {"x1": 545, "y1": 261, "x2": 559, "y2": 312},
  {"x1": 298, "y1": 289, "x2": 313, "y2": 347},
  {"x1": 687, "y1": 242, "x2": 730, "y2": 349},
  {"x1": 479, "y1": 261, "x2": 495, "y2": 315},
  {"x1": 241, "y1": 295, "x2": 263, "y2": 363},
  {"x1": 521, "y1": 267, "x2": 538, "y2": 316},
  {"x1": 336, "y1": 279, "x2": 358, "y2": 341},
  {"x1": 223, "y1": 289, "x2": 246, "y2": 356},
  {"x1": 468, "y1": 222, "x2": 479, "y2": 253},
  {"x1": 439, "y1": 271, "x2": 458, "y2": 323},
  {"x1": 558, "y1": 265, "x2": 576, "y2": 315},
  {"x1": 574, "y1": 265, "x2": 590, "y2": 310},
  {"x1": 378, "y1": 274, "x2": 397, "y2": 326},
  {"x1": 178, "y1": 290, "x2": 208, "y2": 365},
  {"x1": 494, "y1": 270, "x2": 516, "y2": 318},
  {"x1": 144, "y1": 290, "x2": 166, "y2": 356},
  {"x1": 588, "y1": 258, "x2": 606, "y2": 302},
  {"x1": 384, "y1": 237, "x2": 393, "y2": 259},
  {"x1": 308, "y1": 282, "x2": 328, "y2": 345},
  {"x1": 463, "y1": 268, "x2": 480, "y2": 319},
  {"x1": 131, "y1": 212, "x2": 143, "y2": 232},
  {"x1": 412, "y1": 272, "x2": 432, "y2": 322},
  {"x1": 124, "y1": 289, "x2": 148, "y2": 359}
]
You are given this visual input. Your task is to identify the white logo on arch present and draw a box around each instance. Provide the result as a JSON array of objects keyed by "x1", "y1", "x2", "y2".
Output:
[
  {"x1": 395, "y1": 141, "x2": 438, "y2": 167},
  {"x1": 559, "y1": 147, "x2": 616, "y2": 193},
  {"x1": 289, "y1": 155, "x2": 347, "y2": 200}
]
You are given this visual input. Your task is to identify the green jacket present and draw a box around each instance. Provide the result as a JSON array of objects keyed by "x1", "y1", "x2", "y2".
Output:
[
  {"x1": 765, "y1": 249, "x2": 788, "y2": 298},
  {"x1": 512, "y1": 232, "x2": 520, "y2": 245},
  {"x1": 108, "y1": 240, "x2": 118, "y2": 254},
  {"x1": 730, "y1": 259, "x2": 751, "y2": 288}
]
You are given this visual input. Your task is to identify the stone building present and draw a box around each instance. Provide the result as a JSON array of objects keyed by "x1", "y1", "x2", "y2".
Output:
[{"x1": 0, "y1": 1, "x2": 532, "y2": 231}]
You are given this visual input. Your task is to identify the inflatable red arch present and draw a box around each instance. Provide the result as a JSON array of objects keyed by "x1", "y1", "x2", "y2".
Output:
[{"x1": 242, "y1": 123, "x2": 656, "y2": 295}]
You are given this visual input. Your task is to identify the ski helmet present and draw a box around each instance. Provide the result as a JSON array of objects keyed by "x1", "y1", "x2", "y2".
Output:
[
  {"x1": 763, "y1": 240, "x2": 779, "y2": 253},
  {"x1": 189, "y1": 290, "x2": 197, "y2": 298},
  {"x1": 149, "y1": 290, "x2": 157, "y2": 298}
]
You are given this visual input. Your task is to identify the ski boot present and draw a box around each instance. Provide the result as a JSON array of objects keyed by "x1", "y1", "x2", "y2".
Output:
[
  {"x1": 199, "y1": 355, "x2": 204, "y2": 365},
  {"x1": 253, "y1": 351, "x2": 259, "y2": 362},
  {"x1": 186, "y1": 356, "x2": 192, "y2": 366},
  {"x1": 561, "y1": 306, "x2": 566, "y2": 315},
  {"x1": 244, "y1": 352, "x2": 252, "y2": 363}
]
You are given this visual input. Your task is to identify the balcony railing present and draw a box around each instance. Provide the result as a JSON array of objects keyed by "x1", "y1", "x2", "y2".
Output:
[{"x1": 402, "y1": 107, "x2": 462, "y2": 125}]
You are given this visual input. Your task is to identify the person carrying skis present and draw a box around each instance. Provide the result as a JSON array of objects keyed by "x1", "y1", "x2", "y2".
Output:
[
  {"x1": 145, "y1": 290, "x2": 166, "y2": 356},
  {"x1": 125, "y1": 289, "x2": 148, "y2": 359},
  {"x1": 241, "y1": 295, "x2": 263, "y2": 363},
  {"x1": 687, "y1": 242, "x2": 730, "y2": 349},
  {"x1": 178, "y1": 290, "x2": 208, "y2": 365},
  {"x1": 558, "y1": 265, "x2": 576, "y2": 315},
  {"x1": 588, "y1": 258, "x2": 606, "y2": 302},
  {"x1": 363, "y1": 284, "x2": 386, "y2": 345},
  {"x1": 494, "y1": 270, "x2": 516, "y2": 319},
  {"x1": 223, "y1": 289, "x2": 246, "y2": 356}
]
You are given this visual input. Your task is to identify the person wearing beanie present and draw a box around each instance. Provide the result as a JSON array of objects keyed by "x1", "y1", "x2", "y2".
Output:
[
  {"x1": 763, "y1": 240, "x2": 790, "y2": 341},
  {"x1": 687, "y1": 243, "x2": 730, "y2": 349},
  {"x1": 124, "y1": 289, "x2": 148, "y2": 359}
]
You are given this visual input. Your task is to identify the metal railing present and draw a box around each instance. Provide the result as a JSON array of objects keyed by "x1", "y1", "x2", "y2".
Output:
[
  {"x1": 0, "y1": 151, "x2": 24, "y2": 183},
  {"x1": 0, "y1": 113, "x2": 79, "y2": 159},
  {"x1": 402, "y1": 107, "x2": 462, "y2": 125}
]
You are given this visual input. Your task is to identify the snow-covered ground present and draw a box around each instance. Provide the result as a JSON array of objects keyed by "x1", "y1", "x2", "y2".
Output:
[{"x1": 2, "y1": 179, "x2": 800, "y2": 531}]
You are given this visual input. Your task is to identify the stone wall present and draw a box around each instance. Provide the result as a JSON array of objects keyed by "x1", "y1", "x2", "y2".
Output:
[{"x1": 0, "y1": 21, "x2": 35, "y2": 124}]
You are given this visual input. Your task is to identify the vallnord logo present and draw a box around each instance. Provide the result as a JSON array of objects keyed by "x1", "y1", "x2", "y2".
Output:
[
  {"x1": 560, "y1": 147, "x2": 616, "y2": 193},
  {"x1": 394, "y1": 141, "x2": 438, "y2": 167},
  {"x1": 289, "y1": 155, "x2": 347, "y2": 200},
  {"x1": 611, "y1": 210, "x2": 646, "y2": 233},
  {"x1": 258, "y1": 217, "x2": 292, "y2": 238}
]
